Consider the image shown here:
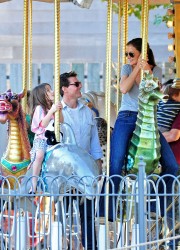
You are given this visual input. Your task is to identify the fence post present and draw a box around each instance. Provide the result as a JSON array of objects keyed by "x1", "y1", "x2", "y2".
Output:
[{"x1": 138, "y1": 157, "x2": 146, "y2": 250}]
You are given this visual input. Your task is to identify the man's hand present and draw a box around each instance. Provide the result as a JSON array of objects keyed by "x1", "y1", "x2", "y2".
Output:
[
  {"x1": 96, "y1": 159, "x2": 103, "y2": 175},
  {"x1": 163, "y1": 128, "x2": 180, "y2": 143}
]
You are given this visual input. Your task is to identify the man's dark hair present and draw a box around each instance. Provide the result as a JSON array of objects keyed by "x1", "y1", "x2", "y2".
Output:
[{"x1": 60, "y1": 71, "x2": 77, "y2": 97}]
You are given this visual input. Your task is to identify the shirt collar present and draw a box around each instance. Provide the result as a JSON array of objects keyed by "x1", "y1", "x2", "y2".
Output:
[{"x1": 61, "y1": 99, "x2": 84, "y2": 110}]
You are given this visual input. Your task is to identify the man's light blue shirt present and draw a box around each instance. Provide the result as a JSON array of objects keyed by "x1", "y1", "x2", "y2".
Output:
[{"x1": 61, "y1": 99, "x2": 103, "y2": 160}]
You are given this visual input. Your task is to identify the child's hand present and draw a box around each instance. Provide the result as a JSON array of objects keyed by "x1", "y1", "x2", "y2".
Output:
[
  {"x1": 50, "y1": 102, "x2": 63, "y2": 113},
  {"x1": 56, "y1": 102, "x2": 63, "y2": 111}
]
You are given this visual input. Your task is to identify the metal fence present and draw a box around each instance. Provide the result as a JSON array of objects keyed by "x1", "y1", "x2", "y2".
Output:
[{"x1": 0, "y1": 165, "x2": 180, "y2": 250}]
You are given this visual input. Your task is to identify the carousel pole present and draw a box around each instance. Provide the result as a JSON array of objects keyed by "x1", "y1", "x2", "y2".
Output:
[
  {"x1": 140, "y1": 0, "x2": 149, "y2": 80},
  {"x1": 172, "y1": 1, "x2": 180, "y2": 89},
  {"x1": 21, "y1": 0, "x2": 29, "y2": 111},
  {"x1": 116, "y1": 0, "x2": 122, "y2": 113},
  {"x1": 105, "y1": 0, "x2": 113, "y2": 179},
  {"x1": 116, "y1": 2, "x2": 125, "y2": 247},
  {"x1": 122, "y1": 0, "x2": 128, "y2": 66},
  {"x1": 16, "y1": 1, "x2": 30, "y2": 249},
  {"x1": 28, "y1": 0, "x2": 33, "y2": 90},
  {"x1": 100, "y1": 0, "x2": 113, "y2": 249},
  {"x1": 54, "y1": 0, "x2": 61, "y2": 142},
  {"x1": 132, "y1": 2, "x2": 149, "y2": 250}
]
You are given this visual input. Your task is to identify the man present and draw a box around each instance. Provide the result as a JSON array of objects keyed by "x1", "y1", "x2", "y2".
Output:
[{"x1": 60, "y1": 71, "x2": 103, "y2": 250}]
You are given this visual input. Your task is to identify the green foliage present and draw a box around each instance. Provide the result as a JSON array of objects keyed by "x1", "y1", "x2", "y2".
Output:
[{"x1": 102, "y1": 1, "x2": 173, "y2": 25}]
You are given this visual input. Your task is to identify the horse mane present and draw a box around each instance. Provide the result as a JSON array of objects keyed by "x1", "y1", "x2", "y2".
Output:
[{"x1": 17, "y1": 105, "x2": 31, "y2": 159}]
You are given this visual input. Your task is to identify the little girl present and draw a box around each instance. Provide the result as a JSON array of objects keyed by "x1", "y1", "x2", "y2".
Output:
[{"x1": 29, "y1": 83, "x2": 63, "y2": 194}]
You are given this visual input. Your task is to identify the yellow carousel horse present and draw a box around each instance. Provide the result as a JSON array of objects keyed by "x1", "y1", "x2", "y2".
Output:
[{"x1": 0, "y1": 89, "x2": 31, "y2": 187}]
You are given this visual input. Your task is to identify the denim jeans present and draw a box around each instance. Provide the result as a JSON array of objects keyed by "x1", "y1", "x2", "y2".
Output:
[
  {"x1": 99, "y1": 110, "x2": 178, "y2": 221},
  {"x1": 65, "y1": 194, "x2": 97, "y2": 249},
  {"x1": 79, "y1": 199, "x2": 97, "y2": 250}
]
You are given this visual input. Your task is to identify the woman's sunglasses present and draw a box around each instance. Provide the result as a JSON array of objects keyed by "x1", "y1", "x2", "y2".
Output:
[
  {"x1": 68, "y1": 82, "x2": 81, "y2": 87},
  {"x1": 125, "y1": 52, "x2": 135, "y2": 58}
]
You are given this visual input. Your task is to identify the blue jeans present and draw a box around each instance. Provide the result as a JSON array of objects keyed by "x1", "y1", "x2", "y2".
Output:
[
  {"x1": 65, "y1": 194, "x2": 97, "y2": 249},
  {"x1": 99, "y1": 111, "x2": 178, "y2": 221},
  {"x1": 79, "y1": 199, "x2": 97, "y2": 249}
]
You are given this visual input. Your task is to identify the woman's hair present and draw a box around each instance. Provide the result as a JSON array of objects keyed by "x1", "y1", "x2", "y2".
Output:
[
  {"x1": 30, "y1": 83, "x2": 52, "y2": 118},
  {"x1": 127, "y1": 38, "x2": 156, "y2": 67}
]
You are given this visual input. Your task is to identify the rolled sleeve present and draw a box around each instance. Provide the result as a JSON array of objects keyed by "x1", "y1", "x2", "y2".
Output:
[{"x1": 90, "y1": 121, "x2": 103, "y2": 160}]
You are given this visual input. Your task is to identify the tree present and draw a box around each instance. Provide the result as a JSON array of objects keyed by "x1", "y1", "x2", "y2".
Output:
[{"x1": 102, "y1": 1, "x2": 173, "y2": 25}]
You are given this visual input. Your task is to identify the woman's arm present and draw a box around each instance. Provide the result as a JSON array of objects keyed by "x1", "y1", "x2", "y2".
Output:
[{"x1": 120, "y1": 64, "x2": 140, "y2": 94}]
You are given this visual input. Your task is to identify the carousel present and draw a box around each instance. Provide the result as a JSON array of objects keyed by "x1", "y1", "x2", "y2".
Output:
[{"x1": 0, "y1": 0, "x2": 180, "y2": 249}]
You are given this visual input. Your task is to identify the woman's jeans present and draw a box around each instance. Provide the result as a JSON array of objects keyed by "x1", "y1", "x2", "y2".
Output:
[{"x1": 99, "y1": 110, "x2": 178, "y2": 221}]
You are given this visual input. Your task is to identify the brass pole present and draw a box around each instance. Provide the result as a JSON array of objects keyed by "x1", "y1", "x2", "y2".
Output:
[
  {"x1": 116, "y1": 0, "x2": 121, "y2": 113},
  {"x1": 141, "y1": 0, "x2": 144, "y2": 38},
  {"x1": 141, "y1": 0, "x2": 149, "y2": 80},
  {"x1": 105, "y1": 0, "x2": 112, "y2": 178},
  {"x1": 122, "y1": 0, "x2": 128, "y2": 65},
  {"x1": 105, "y1": 0, "x2": 113, "y2": 247},
  {"x1": 54, "y1": 0, "x2": 60, "y2": 142},
  {"x1": 28, "y1": 0, "x2": 33, "y2": 90},
  {"x1": 22, "y1": 0, "x2": 29, "y2": 111},
  {"x1": 172, "y1": 3, "x2": 180, "y2": 88}
]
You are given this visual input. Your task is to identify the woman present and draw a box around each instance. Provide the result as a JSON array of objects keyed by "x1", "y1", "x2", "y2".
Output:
[{"x1": 100, "y1": 38, "x2": 178, "y2": 222}]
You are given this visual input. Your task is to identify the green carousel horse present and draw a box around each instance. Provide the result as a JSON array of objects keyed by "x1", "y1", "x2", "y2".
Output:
[
  {"x1": 126, "y1": 71, "x2": 168, "y2": 174},
  {"x1": 0, "y1": 89, "x2": 31, "y2": 187}
]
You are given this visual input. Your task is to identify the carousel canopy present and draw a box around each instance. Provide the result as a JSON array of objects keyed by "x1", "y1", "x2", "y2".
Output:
[
  {"x1": 33, "y1": 0, "x2": 93, "y2": 8},
  {"x1": 0, "y1": 0, "x2": 93, "y2": 9},
  {"x1": 0, "y1": 0, "x2": 171, "y2": 6},
  {"x1": 0, "y1": 0, "x2": 10, "y2": 2},
  {"x1": 113, "y1": 0, "x2": 170, "y2": 4}
]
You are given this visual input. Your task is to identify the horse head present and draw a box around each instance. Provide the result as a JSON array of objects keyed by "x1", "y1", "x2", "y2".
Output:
[
  {"x1": 0, "y1": 89, "x2": 25, "y2": 124},
  {"x1": 139, "y1": 71, "x2": 168, "y2": 104}
]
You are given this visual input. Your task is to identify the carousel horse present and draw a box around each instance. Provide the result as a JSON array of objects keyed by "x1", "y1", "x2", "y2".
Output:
[
  {"x1": 0, "y1": 89, "x2": 31, "y2": 187},
  {"x1": 126, "y1": 71, "x2": 168, "y2": 175},
  {"x1": 22, "y1": 121, "x2": 100, "y2": 199}
]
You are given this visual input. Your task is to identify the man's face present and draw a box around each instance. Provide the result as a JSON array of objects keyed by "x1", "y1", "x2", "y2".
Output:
[{"x1": 64, "y1": 76, "x2": 82, "y2": 99}]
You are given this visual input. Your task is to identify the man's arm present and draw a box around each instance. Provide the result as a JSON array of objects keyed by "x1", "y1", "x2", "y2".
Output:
[{"x1": 163, "y1": 129, "x2": 180, "y2": 143}]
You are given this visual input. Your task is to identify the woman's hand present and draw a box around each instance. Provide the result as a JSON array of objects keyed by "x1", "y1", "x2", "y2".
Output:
[{"x1": 138, "y1": 58, "x2": 152, "y2": 72}]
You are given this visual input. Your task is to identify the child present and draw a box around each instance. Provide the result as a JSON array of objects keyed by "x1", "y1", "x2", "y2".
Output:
[
  {"x1": 26, "y1": 90, "x2": 35, "y2": 147},
  {"x1": 157, "y1": 79, "x2": 180, "y2": 133},
  {"x1": 29, "y1": 83, "x2": 63, "y2": 194}
]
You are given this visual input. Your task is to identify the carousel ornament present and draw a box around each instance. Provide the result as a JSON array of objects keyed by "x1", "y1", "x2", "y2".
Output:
[
  {"x1": 126, "y1": 71, "x2": 169, "y2": 175},
  {"x1": 0, "y1": 89, "x2": 31, "y2": 187}
]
